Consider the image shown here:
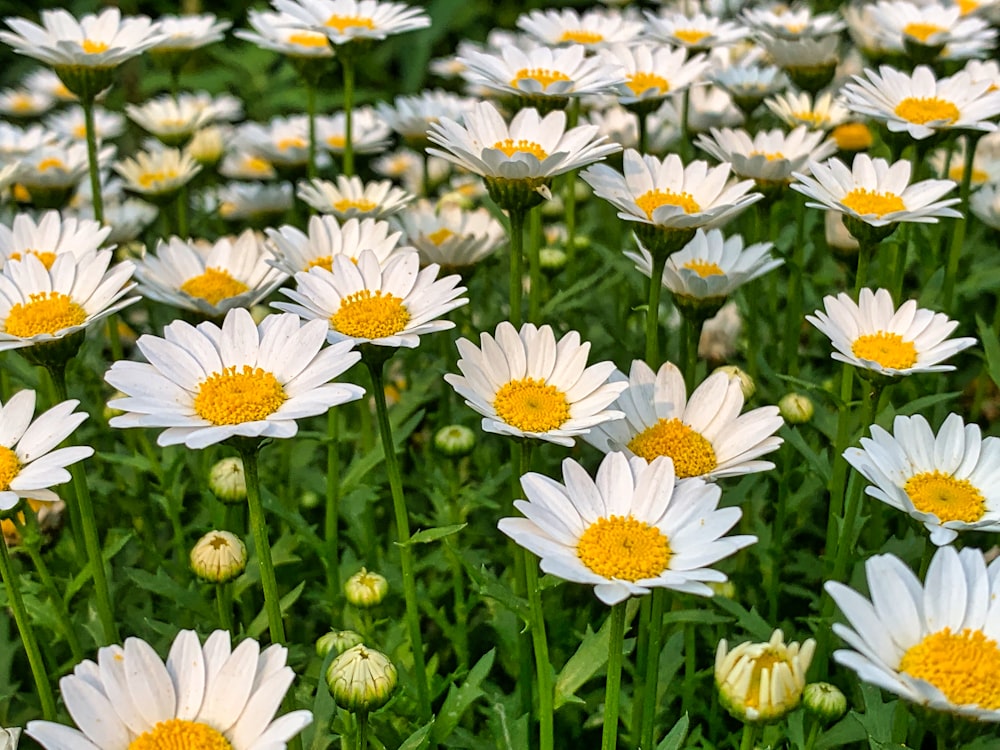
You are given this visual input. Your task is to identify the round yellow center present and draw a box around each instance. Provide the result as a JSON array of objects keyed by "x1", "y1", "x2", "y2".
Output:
[
  {"x1": 11, "y1": 95, "x2": 32, "y2": 112},
  {"x1": 128, "y1": 718, "x2": 233, "y2": 750},
  {"x1": 957, "y1": 0, "x2": 978, "y2": 14},
  {"x1": 683, "y1": 259, "x2": 724, "y2": 278},
  {"x1": 627, "y1": 418, "x2": 717, "y2": 478},
  {"x1": 900, "y1": 628, "x2": 1000, "y2": 710},
  {"x1": 180, "y1": 268, "x2": 249, "y2": 306},
  {"x1": 851, "y1": 331, "x2": 917, "y2": 370},
  {"x1": 330, "y1": 290, "x2": 410, "y2": 339},
  {"x1": 5, "y1": 292, "x2": 86, "y2": 337},
  {"x1": 73, "y1": 124, "x2": 87, "y2": 138},
  {"x1": 326, "y1": 135, "x2": 346, "y2": 149},
  {"x1": 511, "y1": 68, "x2": 571, "y2": 89},
  {"x1": 903, "y1": 22, "x2": 945, "y2": 43},
  {"x1": 8, "y1": 250, "x2": 57, "y2": 269},
  {"x1": 245, "y1": 156, "x2": 272, "y2": 175},
  {"x1": 193, "y1": 366, "x2": 287, "y2": 426},
  {"x1": 904, "y1": 471, "x2": 985, "y2": 523},
  {"x1": 793, "y1": 110, "x2": 826, "y2": 127},
  {"x1": 577, "y1": 515, "x2": 671, "y2": 581},
  {"x1": 492, "y1": 139, "x2": 548, "y2": 160},
  {"x1": 0, "y1": 446, "x2": 21, "y2": 492},
  {"x1": 306, "y1": 256, "x2": 334, "y2": 272},
  {"x1": 139, "y1": 169, "x2": 179, "y2": 189},
  {"x1": 289, "y1": 31, "x2": 329, "y2": 48},
  {"x1": 627, "y1": 72, "x2": 670, "y2": 97},
  {"x1": 492, "y1": 377, "x2": 570, "y2": 433},
  {"x1": 840, "y1": 188, "x2": 905, "y2": 217},
  {"x1": 277, "y1": 137, "x2": 306, "y2": 151},
  {"x1": 751, "y1": 151, "x2": 785, "y2": 161},
  {"x1": 325, "y1": 15, "x2": 376, "y2": 33},
  {"x1": 81, "y1": 39, "x2": 109, "y2": 54},
  {"x1": 558, "y1": 30, "x2": 604, "y2": 44},
  {"x1": 742, "y1": 650, "x2": 787, "y2": 709},
  {"x1": 894, "y1": 97, "x2": 960, "y2": 125},
  {"x1": 674, "y1": 29, "x2": 710, "y2": 45},
  {"x1": 427, "y1": 228, "x2": 454, "y2": 245},
  {"x1": 332, "y1": 198, "x2": 377, "y2": 213},
  {"x1": 635, "y1": 189, "x2": 701, "y2": 219},
  {"x1": 832, "y1": 122, "x2": 872, "y2": 151},
  {"x1": 37, "y1": 158, "x2": 65, "y2": 172},
  {"x1": 949, "y1": 165, "x2": 988, "y2": 184}
]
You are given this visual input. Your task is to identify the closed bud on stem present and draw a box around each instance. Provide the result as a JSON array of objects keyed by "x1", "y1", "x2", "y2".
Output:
[
  {"x1": 433, "y1": 424, "x2": 475, "y2": 457},
  {"x1": 803, "y1": 682, "x2": 847, "y2": 724},
  {"x1": 190, "y1": 530, "x2": 246, "y2": 583},
  {"x1": 317, "y1": 630, "x2": 364, "y2": 658},
  {"x1": 208, "y1": 457, "x2": 247, "y2": 504},
  {"x1": 326, "y1": 644, "x2": 397, "y2": 712},
  {"x1": 345, "y1": 567, "x2": 389, "y2": 608},
  {"x1": 714, "y1": 365, "x2": 755, "y2": 401},
  {"x1": 778, "y1": 392, "x2": 814, "y2": 424}
]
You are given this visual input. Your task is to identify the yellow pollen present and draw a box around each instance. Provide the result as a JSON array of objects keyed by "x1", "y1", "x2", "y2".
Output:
[
  {"x1": 492, "y1": 138, "x2": 549, "y2": 160},
  {"x1": 674, "y1": 29, "x2": 711, "y2": 45},
  {"x1": 851, "y1": 331, "x2": 917, "y2": 370},
  {"x1": 73, "y1": 124, "x2": 87, "y2": 138},
  {"x1": 949, "y1": 165, "x2": 988, "y2": 184},
  {"x1": 37, "y1": 158, "x2": 65, "y2": 172},
  {"x1": 277, "y1": 137, "x2": 307, "y2": 151},
  {"x1": 81, "y1": 39, "x2": 109, "y2": 54},
  {"x1": 0, "y1": 446, "x2": 20, "y2": 492},
  {"x1": 138, "y1": 169, "x2": 179, "y2": 188},
  {"x1": 289, "y1": 31, "x2": 330, "y2": 48},
  {"x1": 245, "y1": 156, "x2": 272, "y2": 174},
  {"x1": 492, "y1": 377, "x2": 570, "y2": 433},
  {"x1": 511, "y1": 67, "x2": 571, "y2": 90},
  {"x1": 577, "y1": 515, "x2": 671, "y2": 581},
  {"x1": 742, "y1": 650, "x2": 787, "y2": 709},
  {"x1": 785, "y1": 22, "x2": 806, "y2": 33},
  {"x1": 332, "y1": 198, "x2": 377, "y2": 213},
  {"x1": 751, "y1": 150, "x2": 785, "y2": 161},
  {"x1": 957, "y1": 0, "x2": 979, "y2": 13},
  {"x1": 4, "y1": 292, "x2": 86, "y2": 338},
  {"x1": 8, "y1": 250, "x2": 57, "y2": 269},
  {"x1": 894, "y1": 96, "x2": 960, "y2": 125},
  {"x1": 128, "y1": 717, "x2": 233, "y2": 750},
  {"x1": 683, "y1": 259, "x2": 724, "y2": 278},
  {"x1": 635, "y1": 189, "x2": 701, "y2": 219},
  {"x1": 306, "y1": 256, "x2": 334, "y2": 272},
  {"x1": 12, "y1": 185, "x2": 29, "y2": 203},
  {"x1": 832, "y1": 122, "x2": 872, "y2": 151},
  {"x1": 903, "y1": 22, "x2": 945, "y2": 43},
  {"x1": 558, "y1": 30, "x2": 604, "y2": 44},
  {"x1": 330, "y1": 289, "x2": 410, "y2": 339},
  {"x1": 193, "y1": 365, "x2": 287, "y2": 426},
  {"x1": 793, "y1": 110, "x2": 826, "y2": 127},
  {"x1": 427, "y1": 228, "x2": 454, "y2": 245},
  {"x1": 904, "y1": 471, "x2": 985, "y2": 523},
  {"x1": 627, "y1": 418, "x2": 717, "y2": 478},
  {"x1": 627, "y1": 72, "x2": 670, "y2": 97},
  {"x1": 840, "y1": 188, "x2": 905, "y2": 217},
  {"x1": 900, "y1": 628, "x2": 1000, "y2": 710},
  {"x1": 11, "y1": 95, "x2": 32, "y2": 112},
  {"x1": 325, "y1": 15, "x2": 376, "y2": 33},
  {"x1": 179, "y1": 268, "x2": 249, "y2": 306},
  {"x1": 326, "y1": 135, "x2": 346, "y2": 149}
]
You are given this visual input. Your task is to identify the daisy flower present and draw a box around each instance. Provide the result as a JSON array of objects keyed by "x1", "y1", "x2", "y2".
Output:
[
  {"x1": 265, "y1": 215, "x2": 404, "y2": 275},
  {"x1": 273, "y1": 249, "x2": 467, "y2": 349},
  {"x1": 236, "y1": 10, "x2": 333, "y2": 59},
  {"x1": 599, "y1": 44, "x2": 710, "y2": 109},
  {"x1": 0, "y1": 88, "x2": 54, "y2": 118},
  {"x1": 765, "y1": 91, "x2": 851, "y2": 131},
  {"x1": 845, "y1": 413, "x2": 1000, "y2": 545},
  {"x1": 113, "y1": 148, "x2": 201, "y2": 203},
  {"x1": 696, "y1": 126, "x2": 837, "y2": 186},
  {"x1": 0, "y1": 390, "x2": 93, "y2": 511},
  {"x1": 297, "y1": 176, "x2": 412, "y2": 219},
  {"x1": 444, "y1": 320, "x2": 626, "y2": 447},
  {"x1": 584, "y1": 360, "x2": 783, "y2": 480},
  {"x1": 217, "y1": 182, "x2": 293, "y2": 224},
  {"x1": 0, "y1": 250, "x2": 136, "y2": 353},
  {"x1": 806, "y1": 287, "x2": 976, "y2": 377},
  {"x1": 758, "y1": 34, "x2": 840, "y2": 89},
  {"x1": 971, "y1": 182, "x2": 1000, "y2": 230},
  {"x1": 151, "y1": 13, "x2": 231, "y2": 53},
  {"x1": 240, "y1": 116, "x2": 316, "y2": 173},
  {"x1": 125, "y1": 94, "x2": 216, "y2": 147},
  {"x1": 643, "y1": 11, "x2": 749, "y2": 51},
  {"x1": 272, "y1": 0, "x2": 431, "y2": 45},
  {"x1": 315, "y1": 108, "x2": 392, "y2": 156},
  {"x1": 712, "y1": 65, "x2": 788, "y2": 112},
  {"x1": 499, "y1": 451, "x2": 756, "y2": 605},
  {"x1": 826, "y1": 546, "x2": 1000, "y2": 722},
  {"x1": 218, "y1": 151, "x2": 277, "y2": 181},
  {"x1": 842, "y1": 65, "x2": 1000, "y2": 141},
  {"x1": 106, "y1": 308, "x2": 364, "y2": 448},
  {"x1": 516, "y1": 7, "x2": 644, "y2": 48},
  {"x1": 17, "y1": 141, "x2": 113, "y2": 203},
  {"x1": 44, "y1": 106, "x2": 125, "y2": 142},
  {"x1": 76, "y1": 197, "x2": 157, "y2": 245},
  {"x1": 374, "y1": 89, "x2": 476, "y2": 145},
  {"x1": 395, "y1": 200, "x2": 506, "y2": 270},
  {"x1": 22, "y1": 69, "x2": 75, "y2": 103},
  {"x1": 134, "y1": 230, "x2": 288, "y2": 317},
  {"x1": 741, "y1": 6, "x2": 845, "y2": 39},
  {"x1": 868, "y1": 0, "x2": 995, "y2": 59},
  {"x1": 27, "y1": 629, "x2": 312, "y2": 749},
  {"x1": 0, "y1": 123, "x2": 57, "y2": 162},
  {"x1": 0, "y1": 210, "x2": 111, "y2": 270}
]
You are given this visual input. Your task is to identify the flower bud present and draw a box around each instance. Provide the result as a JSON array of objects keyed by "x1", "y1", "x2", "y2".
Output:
[
  {"x1": 209, "y1": 457, "x2": 247, "y2": 504},
  {"x1": 317, "y1": 629, "x2": 364, "y2": 658},
  {"x1": 539, "y1": 247, "x2": 568, "y2": 275},
  {"x1": 778, "y1": 393, "x2": 814, "y2": 424},
  {"x1": 187, "y1": 125, "x2": 226, "y2": 167},
  {"x1": 190, "y1": 530, "x2": 247, "y2": 583},
  {"x1": 714, "y1": 365, "x2": 755, "y2": 401},
  {"x1": 326, "y1": 644, "x2": 398, "y2": 712},
  {"x1": 803, "y1": 682, "x2": 847, "y2": 724},
  {"x1": 0, "y1": 727, "x2": 21, "y2": 750},
  {"x1": 345, "y1": 568, "x2": 389, "y2": 608},
  {"x1": 433, "y1": 424, "x2": 476, "y2": 457}
]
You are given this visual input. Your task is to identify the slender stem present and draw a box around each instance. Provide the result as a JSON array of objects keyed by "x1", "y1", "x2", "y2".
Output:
[
  {"x1": 854, "y1": 240, "x2": 874, "y2": 296},
  {"x1": 306, "y1": 81, "x2": 317, "y2": 181},
  {"x1": 366, "y1": 359, "x2": 431, "y2": 719},
  {"x1": 355, "y1": 710, "x2": 369, "y2": 750},
  {"x1": 528, "y1": 208, "x2": 542, "y2": 323},
  {"x1": 81, "y1": 97, "x2": 104, "y2": 224},
  {"x1": 639, "y1": 588, "x2": 666, "y2": 750},
  {"x1": 601, "y1": 602, "x2": 628, "y2": 750},
  {"x1": 523, "y1": 551, "x2": 554, "y2": 750},
  {"x1": 630, "y1": 596, "x2": 651, "y2": 738},
  {"x1": 681, "y1": 622, "x2": 696, "y2": 715},
  {"x1": 509, "y1": 208, "x2": 526, "y2": 328},
  {"x1": 645, "y1": 252, "x2": 669, "y2": 367},
  {"x1": 638, "y1": 112, "x2": 648, "y2": 156},
  {"x1": 342, "y1": 58, "x2": 355, "y2": 177},
  {"x1": 679, "y1": 314, "x2": 700, "y2": 391},
  {"x1": 325, "y1": 408, "x2": 341, "y2": 594},
  {"x1": 942, "y1": 133, "x2": 981, "y2": 312},
  {"x1": 804, "y1": 720, "x2": 822, "y2": 750},
  {"x1": 739, "y1": 723, "x2": 758, "y2": 750},
  {"x1": 785, "y1": 202, "x2": 805, "y2": 377},
  {"x1": 238, "y1": 443, "x2": 286, "y2": 644},
  {"x1": 0, "y1": 531, "x2": 57, "y2": 720},
  {"x1": 564, "y1": 99, "x2": 580, "y2": 267},
  {"x1": 680, "y1": 89, "x2": 692, "y2": 161},
  {"x1": 216, "y1": 582, "x2": 234, "y2": 634},
  {"x1": 769, "y1": 442, "x2": 793, "y2": 624}
]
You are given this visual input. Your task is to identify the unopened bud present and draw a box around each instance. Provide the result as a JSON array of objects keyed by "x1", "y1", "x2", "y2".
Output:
[
  {"x1": 190, "y1": 530, "x2": 246, "y2": 583},
  {"x1": 714, "y1": 365, "x2": 755, "y2": 401},
  {"x1": 317, "y1": 629, "x2": 364, "y2": 658},
  {"x1": 209, "y1": 457, "x2": 247, "y2": 504},
  {"x1": 803, "y1": 682, "x2": 847, "y2": 723},
  {"x1": 539, "y1": 246, "x2": 568, "y2": 274},
  {"x1": 326, "y1": 644, "x2": 398, "y2": 712},
  {"x1": 433, "y1": 424, "x2": 475, "y2": 457},
  {"x1": 779, "y1": 392, "x2": 814, "y2": 424},
  {"x1": 0, "y1": 727, "x2": 21, "y2": 750},
  {"x1": 345, "y1": 568, "x2": 389, "y2": 608}
]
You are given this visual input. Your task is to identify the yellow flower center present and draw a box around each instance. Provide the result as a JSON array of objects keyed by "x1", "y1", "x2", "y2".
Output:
[
  {"x1": 785, "y1": 22, "x2": 806, "y2": 33},
  {"x1": 635, "y1": 189, "x2": 701, "y2": 219},
  {"x1": 577, "y1": 515, "x2": 671, "y2": 582},
  {"x1": 326, "y1": 135, "x2": 346, "y2": 149},
  {"x1": 139, "y1": 169, "x2": 179, "y2": 189},
  {"x1": 511, "y1": 68, "x2": 571, "y2": 89},
  {"x1": 193, "y1": 365, "x2": 287, "y2": 426},
  {"x1": 73, "y1": 124, "x2": 87, "y2": 138},
  {"x1": 627, "y1": 418, "x2": 717, "y2": 478},
  {"x1": 627, "y1": 72, "x2": 670, "y2": 97},
  {"x1": 277, "y1": 137, "x2": 307, "y2": 151},
  {"x1": 179, "y1": 268, "x2": 250, "y2": 306},
  {"x1": 37, "y1": 158, "x2": 65, "y2": 172},
  {"x1": 332, "y1": 198, "x2": 377, "y2": 213},
  {"x1": 683, "y1": 259, "x2": 724, "y2": 278},
  {"x1": 492, "y1": 139, "x2": 549, "y2": 160},
  {"x1": 904, "y1": 471, "x2": 985, "y2": 523},
  {"x1": 245, "y1": 156, "x2": 272, "y2": 175},
  {"x1": 902, "y1": 22, "x2": 945, "y2": 43},
  {"x1": 793, "y1": 110, "x2": 826, "y2": 127},
  {"x1": 850, "y1": 331, "x2": 917, "y2": 370},
  {"x1": 832, "y1": 122, "x2": 872, "y2": 151},
  {"x1": 741, "y1": 650, "x2": 787, "y2": 709},
  {"x1": 894, "y1": 97, "x2": 960, "y2": 125},
  {"x1": 751, "y1": 151, "x2": 785, "y2": 161},
  {"x1": 81, "y1": 39, "x2": 109, "y2": 55},
  {"x1": 11, "y1": 95, "x2": 32, "y2": 112},
  {"x1": 325, "y1": 15, "x2": 376, "y2": 33},
  {"x1": 0, "y1": 446, "x2": 21, "y2": 492},
  {"x1": 8, "y1": 250, "x2": 57, "y2": 269},
  {"x1": 128, "y1": 718, "x2": 233, "y2": 750},
  {"x1": 306, "y1": 256, "x2": 334, "y2": 272},
  {"x1": 4, "y1": 292, "x2": 86, "y2": 337},
  {"x1": 674, "y1": 29, "x2": 710, "y2": 45},
  {"x1": 492, "y1": 377, "x2": 570, "y2": 433},
  {"x1": 427, "y1": 228, "x2": 454, "y2": 245},
  {"x1": 330, "y1": 290, "x2": 410, "y2": 339},
  {"x1": 289, "y1": 31, "x2": 330, "y2": 48},
  {"x1": 899, "y1": 628, "x2": 1000, "y2": 710},
  {"x1": 949, "y1": 165, "x2": 988, "y2": 184},
  {"x1": 558, "y1": 30, "x2": 604, "y2": 44},
  {"x1": 957, "y1": 0, "x2": 979, "y2": 14},
  {"x1": 840, "y1": 188, "x2": 905, "y2": 217}
]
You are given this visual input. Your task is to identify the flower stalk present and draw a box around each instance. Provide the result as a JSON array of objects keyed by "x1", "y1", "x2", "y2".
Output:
[{"x1": 602, "y1": 601, "x2": 628, "y2": 750}]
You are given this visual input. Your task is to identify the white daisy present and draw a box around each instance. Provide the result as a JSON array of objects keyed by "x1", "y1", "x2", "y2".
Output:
[
  {"x1": 44, "y1": 105, "x2": 125, "y2": 142},
  {"x1": 27, "y1": 629, "x2": 312, "y2": 749},
  {"x1": 240, "y1": 116, "x2": 316, "y2": 172},
  {"x1": 868, "y1": 1, "x2": 995, "y2": 59},
  {"x1": 218, "y1": 151, "x2": 277, "y2": 182},
  {"x1": 134, "y1": 230, "x2": 289, "y2": 317},
  {"x1": 273, "y1": 249, "x2": 467, "y2": 349},
  {"x1": 106, "y1": 308, "x2": 364, "y2": 448},
  {"x1": 516, "y1": 7, "x2": 644, "y2": 48},
  {"x1": 599, "y1": 44, "x2": 710, "y2": 108},
  {"x1": 22, "y1": 69, "x2": 75, "y2": 103},
  {"x1": 712, "y1": 65, "x2": 788, "y2": 110},
  {"x1": 696, "y1": 126, "x2": 837, "y2": 185},
  {"x1": 643, "y1": 11, "x2": 749, "y2": 51},
  {"x1": 971, "y1": 182, "x2": 1000, "y2": 230},
  {"x1": 444, "y1": 320, "x2": 626, "y2": 447},
  {"x1": 113, "y1": 148, "x2": 201, "y2": 203},
  {"x1": 741, "y1": 6, "x2": 845, "y2": 39},
  {"x1": 151, "y1": 13, "x2": 231, "y2": 53},
  {"x1": 826, "y1": 546, "x2": 1000, "y2": 722},
  {"x1": 235, "y1": 10, "x2": 334, "y2": 59},
  {"x1": 0, "y1": 210, "x2": 111, "y2": 270},
  {"x1": 217, "y1": 182, "x2": 293, "y2": 224},
  {"x1": 297, "y1": 175, "x2": 412, "y2": 219},
  {"x1": 371, "y1": 148, "x2": 450, "y2": 195},
  {"x1": 374, "y1": 89, "x2": 476, "y2": 144},
  {"x1": 806, "y1": 287, "x2": 976, "y2": 377},
  {"x1": 0, "y1": 88, "x2": 54, "y2": 118},
  {"x1": 17, "y1": 141, "x2": 113, "y2": 199},
  {"x1": 758, "y1": 34, "x2": 840, "y2": 77},
  {"x1": 265, "y1": 215, "x2": 404, "y2": 275},
  {"x1": 315, "y1": 108, "x2": 392, "y2": 156},
  {"x1": 0, "y1": 250, "x2": 136, "y2": 353},
  {"x1": 499, "y1": 451, "x2": 756, "y2": 605},
  {"x1": 395, "y1": 200, "x2": 506, "y2": 270},
  {"x1": 125, "y1": 94, "x2": 216, "y2": 147},
  {"x1": 765, "y1": 91, "x2": 851, "y2": 131},
  {"x1": 75, "y1": 197, "x2": 157, "y2": 245},
  {"x1": 0, "y1": 123, "x2": 58, "y2": 163},
  {"x1": 271, "y1": 0, "x2": 431, "y2": 45},
  {"x1": 845, "y1": 413, "x2": 1000, "y2": 545},
  {"x1": 0, "y1": 389, "x2": 92, "y2": 511},
  {"x1": 584, "y1": 360, "x2": 783, "y2": 480}
]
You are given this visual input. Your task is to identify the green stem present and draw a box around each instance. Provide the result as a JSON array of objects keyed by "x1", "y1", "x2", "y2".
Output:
[
  {"x1": 739, "y1": 723, "x2": 758, "y2": 750},
  {"x1": 681, "y1": 622, "x2": 696, "y2": 715},
  {"x1": 528, "y1": 208, "x2": 542, "y2": 323},
  {"x1": 342, "y1": 58, "x2": 355, "y2": 177},
  {"x1": 509, "y1": 208, "x2": 526, "y2": 328},
  {"x1": 523, "y1": 551, "x2": 554, "y2": 750},
  {"x1": 366, "y1": 358, "x2": 431, "y2": 720},
  {"x1": 679, "y1": 314, "x2": 700, "y2": 391},
  {"x1": 785, "y1": 203, "x2": 806, "y2": 377},
  {"x1": 306, "y1": 81, "x2": 317, "y2": 181},
  {"x1": 601, "y1": 602, "x2": 628, "y2": 750},
  {"x1": 638, "y1": 112, "x2": 648, "y2": 155},
  {"x1": 325, "y1": 408, "x2": 341, "y2": 595},
  {"x1": 0, "y1": 529, "x2": 58, "y2": 720},
  {"x1": 645, "y1": 252, "x2": 669, "y2": 367},
  {"x1": 216, "y1": 582, "x2": 233, "y2": 634},
  {"x1": 768, "y1": 441, "x2": 794, "y2": 624},
  {"x1": 82, "y1": 96, "x2": 104, "y2": 225},
  {"x1": 630, "y1": 597, "x2": 651, "y2": 738},
  {"x1": 804, "y1": 720, "x2": 822, "y2": 750},
  {"x1": 238, "y1": 442, "x2": 286, "y2": 644},
  {"x1": 639, "y1": 588, "x2": 666, "y2": 750},
  {"x1": 942, "y1": 133, "x2": 981, "y2": 312},
  {"x1": 854, "y1": 240, "x2": 874, "y2": 296},
  {"x1": 355, "y1": 710, "x2": 369, "y2": 750}
]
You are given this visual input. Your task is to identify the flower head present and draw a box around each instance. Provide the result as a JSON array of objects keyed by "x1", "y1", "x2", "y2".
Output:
[
  {"x1": 516, "y1": 7, "x2": 643, "y2": 48},
  {"x1": 297, "y1": 176, "x2": 412, "y2": 220},
  {"x1": 697, "y1": 126, "x2": 836, "y2": 185},
  {"x1": 765, "y1": 91, "x2": 851, "y2": 131},
  {"x1": 190, "y1": 530, "x2": 247, "y2": 583},
  {"x1": 326, "y1": 645, "x2": 397, "y2": 712},
  {"x1": 316, "y1": 108, "x2": 392, "y2": 156},
  {"x1": 235, "y1": 10, "x2": 334, "y2": 58},
  {"x1": 272, "y1": 0, "x2": 430, "y2": 45},
  {"x1": 643, "y1": 11, "x2": 749, "y2": 51},
  {"x1": 125, "y1": 94, "x2": 216, "y2": 146},
  {"x1": 0, "y1": 210, "x2": 110, "y2": 270},
  {"x1": 266, "y1": 215, "x2": 404, "y2": 276},
  {"x1": 396, "y1": 200, "x2": 506, "y2": 270},
  {"x1": 113, "y1": 147, "x2": 201, "y2": 202},
  {"x1": 600, "y1": 43, "x2": 710, "y2": 107},
  {"x1": 152, "y1": 13, "x2": 231, "y2": 53}
]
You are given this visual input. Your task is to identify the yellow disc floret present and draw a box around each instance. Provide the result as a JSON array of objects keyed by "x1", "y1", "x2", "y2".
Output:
[
  {"x1": 840, "y1": 188, "x2": 905, "y2": 217},
  {"x1": 894, "y1": 97, "x2": 960, "y2": 126},
  {"x1": 81, "y1": 39, "x2": 109, "y2": 55},
  {"x1": 900, "y1": 628, "x2": 1000, "y2": 710},
  {"x1": 332, "y1": 198, "x2": 377, "y2": 213},
  {"x1": 193, "y1": 365, "x2": 287, "y2": 426},
  {"x1": 8, "y1": 250, "x2": 57, "y2": 269},
  {"x1": 511, "y1": 68, "x2": 571, "y2": 90},
  {"x1": 128, "y1": 718, "x2": 233, "y2": 750},
  {"x1": 902, "y1": 22, "x2": 945, "y2": 43},
  {"x1": 683, "y1": 259, "x2": 724, "y2": 278},
  {"x1": 674, "y1": 29, "x2": 710, "y2": 45},
  {"x1": 627, "y1": 418, "x2": 717, "y2": 478},
  {"x1": 636, "y1": 189, "x2": 701, "y2": 219},
  {"x1": 559, "y1": 30, "x2": 604, "y2": 44},
  {"x1": 492, "y1": 139, "x2": 549, "y2": 160},
  {"x1": 331, "y1": 290, "x2": 410, "y2": 339},
  {"x1": 493, "y1": 377, "x2": 570, "y2": 433},
  {"x1": 427, "y1": 228, "x2": 455, "y2": 246},
  {"x1": 289, "y1": 31, "x2": 330, "y2": 48},
  {"x1": 0, "y1": 446, "x2": 21, "y2": 492},
  {"x1": 325, "y1": 15, "x2": 376, "y2": 33},
  {"x1": 577, "y1": 515, "x2": 671, "y2": 581},
  {"x1": 4, "y1": 292, "x2": 87, "y2": 337},
  {"x1": 851, "y1": 331, "x2": 917, "y2": 370},
  {"x1": 180, "y1": 268, "x2": 249, "y2": 306},
  {"x1": 904, "y1": 471, "x2": 985, "y2": 523},
  {"x1": 627, "y1": 72, "x2": 670, "y2": 97}
]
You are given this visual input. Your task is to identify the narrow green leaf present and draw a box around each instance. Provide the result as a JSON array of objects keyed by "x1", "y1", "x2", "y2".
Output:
[
  {"x1": 398, "y1": 721, "x2": 433, "y2": 750},
  {"x1": 247, "y1": 581, "x2": 305, "y2": 638},
  {"x1": 432, "y1": 649, "x2": 495, "y2": 743},
  {"x1": 655, "y1": 713, "x2": 690, "y2": 750},
  {"x1": 403, "y1": 523, "x2": 467, "y2": 546}
]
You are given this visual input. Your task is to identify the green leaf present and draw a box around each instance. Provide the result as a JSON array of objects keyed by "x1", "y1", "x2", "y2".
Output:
[
  {"x1": 432, "y1": 649, "x2": 495, "y2": 743},
  {"x1": 977, "y1": 314, "x2": 1000, "y2": 390},
  {"x1": 555, "y1": 599, "x2": 638, "y2": 710},
  {"x1": 124, "y1": 567, "x2": 213, "y2": 619},
  {"x1": 464, "y1": 564, "x2": 529, "y2": 621},
  {"x1": 656, "y1": 713, "x2": 690, "y2": 750},
  {"x1": 781, "y1": 425, "x2": 831, "y2": 482},
  {"x1": 710, "y1": 597, "x2": 773, "y2": 640},
  {"x1": 67, "y1": 532, "x2": 135, "y2": 599},
  {"x1": 247, "y1": 582, "x2": 306, "y2": 638},
  {"x1": 398, "y1": 721, "x2": 434, "y2": 750},
  {"x1": 403, "y1": 523, "x2": 467, "y2": 546}
]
